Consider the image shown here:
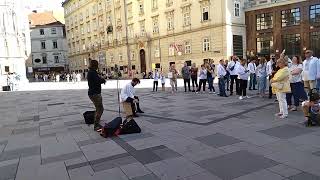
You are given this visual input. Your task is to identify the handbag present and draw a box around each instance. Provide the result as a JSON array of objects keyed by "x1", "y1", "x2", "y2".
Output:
[
  {"x1": 167, "y1": 72, "x2": 173, "y2": 78},
  {"x1": 271, "y1": 82, "x2": 284, "y2": 90}
]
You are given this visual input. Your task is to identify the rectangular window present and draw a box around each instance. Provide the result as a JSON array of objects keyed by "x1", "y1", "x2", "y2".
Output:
[
  {"x1": 167, "y1": 16, "x2": 174, "y2": 30},
  {"x1": 310, "y1": 31, "x2": 320, "y2": 58},
  {"x1": 233, "y1": 35, "x2": 243, "y2": 59},
  {"x1": 41, "y1": 41, "x2": 46, "y2": 49},
  {"x1": 119, "y1": 53, "x2": 123, "y2": 61},
  {"x1": 256, "y1": 33, "x2": 274, "y2": 56},
  {"x1": 256, "y1": 13, "x2": 273, "y2": 31},
  {"x1": 152, "y1": 17, "x2": 159, "y2": 33},
  {"x1": 139, "y1": 2, "x2": 144, "y2": 14},
  {"x1": 53, "y1": 41, "x2": 58, "y2": 49},
  {"x1": 128, "y1": 24, "x2": 134, "y2": 38},
  {"x1": 185, "y1": 41, "x2": 191, "y2": 54},
  {"x1": 81, "y1": 25, "x2": 84, "y2": 34},
  {"x1": 282, "y1": 34, "x2": 301, "y2": 57},
  {"x1": 128, "y1": 4, "x2": 133, "y2": 18},
  {"x1": 183, "y1": 11, "x2": 191, "y2": 26},
  {"x1": 4, "y1": 66, "x2": 9, "y2": 72},
  {"x1": 155, "y1": 47, "x2": 160, "y2": 57},
  {"x1": 54, "y1": 56, "x2": 59, "y2": 63},
  {"x1": 152, "y1": 0, "x2": 158, "y2": 9},
  {"x1": 234, "y1": 1, "x2": 240, "y2": 17},
  {"x1": 140, "y1": 21, "x2": 145, "y2": 35},
  {"x1": 202, "y1": 6, "x2": 209, "y2": 21},
  {"x1": 169, "y1": 44, "x2": 175, "y2": 56},
  {"x1": 42, "y1": 56, "x2": 47, "y2": 64},
  {"x1": 87, "y1": 23, "x2": 91, "y2": 32},
  {"x1": 281, "y1": 8, "x2": 301, "y2": 27},
  {"x1": 203, "y1": 38, "x2": 210, "y2": 52},
  {"x1": 51, "y1": 28, "x2": 57, "y2": 34},
  {"x1": 131, "y1": 52, "x2": 135, "y2": 61},
  {"x1": 40, "y1": 29, "x2": 44, "y2": 35},
  {"x1": 310, "y1": 4, "x2": 320, "y2": 25}
]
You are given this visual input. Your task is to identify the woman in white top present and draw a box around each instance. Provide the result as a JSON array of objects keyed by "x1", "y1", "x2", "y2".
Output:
[
  {"x1": 256, "y1": 57, "x2": 268, "y2": 97},
  {"x1": 196, "y1": 64, "x2": 207, "y2": 93},
  {"x1": 237, "y1": 59, "x2": 250, "y2": 100},
  {"x1": 286, "y1": 56, "x2": 308, "y2": 111}
]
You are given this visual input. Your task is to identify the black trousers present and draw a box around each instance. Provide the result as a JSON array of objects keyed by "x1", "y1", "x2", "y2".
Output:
[
  {"x1": 184, "y1": 79, "x2": 191, "y2": 92},
  {"x1": 153, "y1": 81, "x2": 158, "y2": 91},
  {"x1": 239, "y1": 79, "x2": 248, "y2": 96},
  {"x1": 269, "y1": 75, "x2": 273, "y2": 98},
  {"x1": 230, "y1": 75, "x2": 240, "y2": 95},
  {"x1": 125, "y1": 96, "x2": 142, "y2": 114},
  {"x1": 191, "y1": 76, "x2": 198, "y2": 90},
  {"x1": 197, "y1": 79, "x2": 207, "y2": 92}
]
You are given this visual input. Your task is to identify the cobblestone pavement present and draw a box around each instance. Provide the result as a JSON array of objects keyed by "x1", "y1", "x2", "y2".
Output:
[{"x1": 1, "y1": 87, "x2": 320, "y2": 180}]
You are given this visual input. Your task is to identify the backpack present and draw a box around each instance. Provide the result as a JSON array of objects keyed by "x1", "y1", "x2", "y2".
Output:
[
  {"x1": 100, "y1": 117, "x2": 122, "y2": 138},
  {"x1": 83, "y1": 111, "x2": 95, "y2": 125},
  {"x1": 120, "y1": 119, "x2": 141, "y2": 135}
]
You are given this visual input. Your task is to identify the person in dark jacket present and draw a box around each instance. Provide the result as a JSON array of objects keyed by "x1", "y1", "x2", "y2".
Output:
[{"x1": 87, "y1": 60, "x2": 106, "y2": 132}]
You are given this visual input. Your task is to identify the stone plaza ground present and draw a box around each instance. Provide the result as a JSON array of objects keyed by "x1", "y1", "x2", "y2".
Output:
[{"x1": 1, "y1": 84, "x2": 320, "y2": 180}]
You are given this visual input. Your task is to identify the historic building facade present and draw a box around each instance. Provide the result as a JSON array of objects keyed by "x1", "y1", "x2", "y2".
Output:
[
  {"x1": 63, "y1": 0, "x2": 246, "y2": 76},
  {"x1": 0, "y1": 0, "x2": 30, "y2": 88},
  {"x1": 29, "y1": 11, "x2": 68, "y2": 73},
  {"x1": 245, "y1": 0, "x2": 320, "y2": 58}
]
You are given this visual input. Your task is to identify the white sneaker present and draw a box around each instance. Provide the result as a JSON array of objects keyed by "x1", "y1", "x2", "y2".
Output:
[
  {"x1": 209, "y1": 91, "x2": 213, "y2": 94},
  {"x1": 246, "y1": 96, "x2": 250, "y2": 99},
  {"x1": 213, "y1": 92, "x2": 217, "y2": 94},
  {"x1": 239, "y1": 96, "x2": 243, "y2": 100},
  {"x1": 279, "y1": 115, "x2": 288, "y2": 119}
]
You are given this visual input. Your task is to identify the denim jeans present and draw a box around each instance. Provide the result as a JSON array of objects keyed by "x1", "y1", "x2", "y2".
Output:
[
  {"x1": 286, "y1": 82, "x2": 308, "y2": 107},
  {"x1": 218, "y1": 78, "x2": 226, "y2": 96},
  {"x1": 249, "y1": 73, "x2": 257, "y2": 89},
  {"x1": 225, "y1": 75, "x2": 230, "y2": 90},
  {"x1": 258, "y1": 76, "x2": 267, "y2": 95},
  {"x1": 207, "y1": 76, "x2": 215, "y2": 92},
  {"x1": 317, "y1": 79, "x2": 320, "y2": 90}
]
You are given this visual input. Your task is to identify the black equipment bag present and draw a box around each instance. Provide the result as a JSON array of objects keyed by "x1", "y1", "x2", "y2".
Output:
[
  {"x1": 101, "y1": 117, "x2": 122, "y2": 138},
  {"x1": 120, "y1": 119, "x2": 141, "y2": 135},
  {"x1": 83, "y1": 111, "x2": 95, "y2": 125},
  {"x1": 306, "y1": 88, "x2": 320, "y2": 127},
  {"x1": 2, "y1": 86, "x2": 11, "y2": 91}
]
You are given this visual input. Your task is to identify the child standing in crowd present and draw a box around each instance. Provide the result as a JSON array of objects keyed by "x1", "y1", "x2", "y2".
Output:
[
  {"x1": 238, "y1": 59, "x2": 250, "y2": 100},
  {"x1": 169, "y1": 64, "x2": 178, "y2": 93},
  {"x1": 257, "y1": 57, "x2": 268, "y2": 97},
  {"x1": 196, "y1": 65, "x2": 207, "y2": 93},
  {"x1": 160, "y1": 72, "x2": 166, "y2": 91}
]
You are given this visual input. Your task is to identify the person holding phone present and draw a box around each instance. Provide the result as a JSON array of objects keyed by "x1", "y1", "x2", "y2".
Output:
[{"x1": 237, "y1": 59, "x2": 250, "y2": 100}]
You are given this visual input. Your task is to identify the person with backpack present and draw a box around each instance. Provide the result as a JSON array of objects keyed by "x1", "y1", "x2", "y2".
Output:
[
  {"x1": 120, "y1": 78, "x2": 144, "y2": 117},
  {"x1": 227, "y1": 56, "x2": 240, "y2": 96},
  {"x1": 87, "y1": 60, "x2": 106, "y2": 132}
]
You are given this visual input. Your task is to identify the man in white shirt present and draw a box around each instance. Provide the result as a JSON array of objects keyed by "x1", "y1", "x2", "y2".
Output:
[
  {"x1": 218, "y1": 59, "x2": 228, "y2": 97},
  {"x1": 227, "y1": 56, "x2": 240, "y2": 95},
  {"x1": 248, "y1": 59, "x2": 257, "y2": 90},
  {"x1": 303, "y1": 50, "x2": 319, "y2": 91},
  {"x1": 121, "y1": 78, "x2": 144, "y2": 117}
]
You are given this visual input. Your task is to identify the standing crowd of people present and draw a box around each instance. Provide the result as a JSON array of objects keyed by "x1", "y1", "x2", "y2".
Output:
[
  {"x1": 149, "y1": 50, "x2": 319, "y2": 121},
  {"x1": 34, "y1": 72, "x2": 82, "y2": 83}
]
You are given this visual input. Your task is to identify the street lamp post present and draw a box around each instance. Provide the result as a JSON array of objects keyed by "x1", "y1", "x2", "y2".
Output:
[{"x1": 123, "y1": 0, "x2": 131, "y2": 72}]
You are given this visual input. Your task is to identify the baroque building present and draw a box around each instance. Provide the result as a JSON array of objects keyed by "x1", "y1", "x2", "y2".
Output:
[
  {"x1": 63, "y1": 0, "x2": 246, "y2": 76},
  {"x1": 0, "y1": 0, "x2": 30, "y2": 88}
]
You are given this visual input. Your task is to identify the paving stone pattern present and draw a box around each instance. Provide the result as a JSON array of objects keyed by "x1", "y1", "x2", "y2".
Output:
[{"x1": 0, "y1": 88, "x2": 320, "y2": 180}]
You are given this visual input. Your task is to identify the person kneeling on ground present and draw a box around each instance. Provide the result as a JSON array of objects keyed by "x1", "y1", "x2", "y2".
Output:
[
  {"x1": 87, "y1": 60, "x2": 106, "y2": 132},
  {"x1": 120, "y1": 78, "x2": 144, "y2": 117},
  {"x1": 302, "y1": 90, "x2": 320, "y2": 126}
]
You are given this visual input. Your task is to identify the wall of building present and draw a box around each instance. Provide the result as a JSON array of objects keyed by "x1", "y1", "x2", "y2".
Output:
[
  {"x1": 63, "y1": 0, "x2": 246, "y2": 76},
  {"x1": 245, "y1": 0, "x2": 320, "y2": 58},
  {"x1": 30, "y1": 25, "x2": 68, "y2": 72}
]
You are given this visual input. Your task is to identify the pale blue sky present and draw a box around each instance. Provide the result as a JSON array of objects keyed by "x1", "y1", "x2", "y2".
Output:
[{"x1": 25, "y1": 0, "x2": 64, "y2": 12}]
